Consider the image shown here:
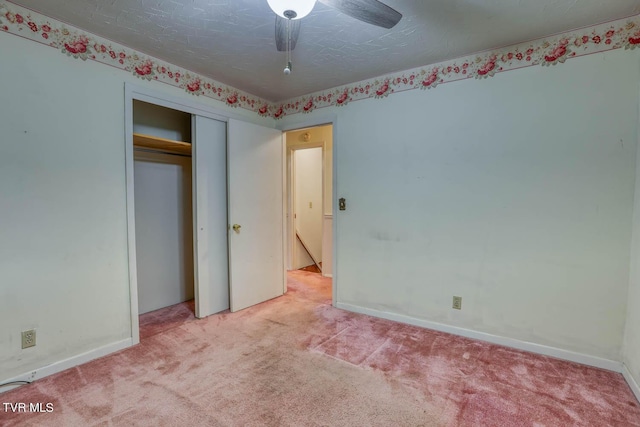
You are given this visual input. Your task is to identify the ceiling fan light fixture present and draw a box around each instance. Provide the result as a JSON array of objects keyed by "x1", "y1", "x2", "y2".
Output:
[{"x1": 267, "y1": 0, "x2": 317, "y2": 20}]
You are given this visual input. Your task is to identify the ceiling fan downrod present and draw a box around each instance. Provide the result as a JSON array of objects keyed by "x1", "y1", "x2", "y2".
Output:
[
  {"x1": 283, "y1": 10, "x2": 297, "y2": 19},
  {"x1": 271, "y1": 0, "x2": 403, "y2": 75}
]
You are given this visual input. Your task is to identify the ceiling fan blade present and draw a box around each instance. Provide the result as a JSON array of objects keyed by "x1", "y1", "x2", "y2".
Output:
[
  {"x1": 319, "y1": 0, "x2": 402, "y2": 29},
  {"x1": 275, "y1": 16, "x2": 301, "y2": 52}
]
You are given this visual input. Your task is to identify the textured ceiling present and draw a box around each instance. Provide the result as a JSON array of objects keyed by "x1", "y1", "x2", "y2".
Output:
[{"x1": 8, "y1": 0, "x2": 640, "y2": 102}]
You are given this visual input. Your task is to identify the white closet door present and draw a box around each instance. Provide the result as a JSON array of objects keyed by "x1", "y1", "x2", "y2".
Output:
[
  {"x1": 228, "y1": 119, "x2": 284, "y2": 312},
  {"x1": 192, "y1": 116, "x2": 229, "y2": 318}
]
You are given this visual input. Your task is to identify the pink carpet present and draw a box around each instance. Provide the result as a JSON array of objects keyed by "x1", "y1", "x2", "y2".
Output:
[{"x1": 1, "y1": 270, "x2": 639, "y2": 426}]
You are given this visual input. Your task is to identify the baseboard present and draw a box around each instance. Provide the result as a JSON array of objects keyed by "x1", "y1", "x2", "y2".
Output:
[
  {"x1": 336, "y1": 302, "x2": 622, "y2": 372},
  {"x1": 322, "y1": 273, "x2": 333, "y2": 278},
  {"x1": 0, "y1": 338, "x2": 133, "y2": 394},
  {"x1": 623, "y1": 364, "x2": 640, "y2": 403}
]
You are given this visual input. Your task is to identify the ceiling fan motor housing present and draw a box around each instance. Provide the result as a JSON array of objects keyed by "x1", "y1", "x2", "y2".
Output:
[{"x1": 267, "y1": 0, "x2": 318, "y2": 20}]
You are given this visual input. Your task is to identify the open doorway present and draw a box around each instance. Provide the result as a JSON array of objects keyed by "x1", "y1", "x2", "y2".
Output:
[
  {"x1": 292, "y1": 146, "x2": 324, "y2": 273},
  {"x1": 132, "y1": 101, "x2": 197, "y2": 337},
  {"x1": 130, "y1": 100, "x2": 232, "y2": 340},
  {"x1": 285, "y1": 124, "x2": 334, "y2": 298},
  {"x1": 132, "y1": 101, "x2": 195, "y2": 317}
]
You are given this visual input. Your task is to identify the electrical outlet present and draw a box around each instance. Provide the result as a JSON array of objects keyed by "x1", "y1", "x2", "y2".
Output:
[
  {"x1": 21, "y1": 329, "x2": 36, "y2": 349},
  {"x1": 452, "y1": 296, "x2": 462, "y2": 310}
]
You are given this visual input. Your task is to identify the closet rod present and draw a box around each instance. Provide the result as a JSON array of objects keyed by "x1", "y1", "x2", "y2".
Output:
[{"x1": 134, "y1": 147, "x2": 192, "y2": 158}]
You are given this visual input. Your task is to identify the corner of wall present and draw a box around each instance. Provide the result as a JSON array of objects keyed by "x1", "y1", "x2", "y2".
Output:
[
  {"x1": 623, "y1": 363, "x2": 640, "y2": 403},
  {"x1": 620, "y1": 78, "x2": 640, "y2": 405}
]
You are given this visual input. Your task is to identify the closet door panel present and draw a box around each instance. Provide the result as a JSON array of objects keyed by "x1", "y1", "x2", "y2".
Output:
[{"x1": 192, "y1": 116, "x2": 229, "y2": 318}]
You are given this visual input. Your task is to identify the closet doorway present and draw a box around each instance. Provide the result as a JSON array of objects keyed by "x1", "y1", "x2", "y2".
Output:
[
  {"x1": 131, "y1": 100, "x2": 229, "y2": 322},
  {"x1": 125, "y1": 83, "x2": 286, "y2": 345},
  {"x1": 133, "y1": 100, "x2": 194, "y2": 315}
]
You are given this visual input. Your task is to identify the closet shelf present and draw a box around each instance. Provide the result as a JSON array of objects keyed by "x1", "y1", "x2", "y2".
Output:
[{"x1": 133, "y1": 133, "x2": 191, "y2": 155}]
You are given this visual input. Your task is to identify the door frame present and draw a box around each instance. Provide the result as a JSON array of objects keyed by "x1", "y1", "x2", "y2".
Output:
[
  {"x1": 124, "y1": 83, "x2": 277, "y2": 344},
  {"x1": 276, "y1": 115, "x2": 338, "y2": 308},
  {"x1": 287, "y1": 141, "x2": 324, "y2": 272}
]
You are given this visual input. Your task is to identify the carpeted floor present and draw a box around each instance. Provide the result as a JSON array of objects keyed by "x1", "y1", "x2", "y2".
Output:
[
  {"x1": 1, "y1": 271, "x2": 639, "y2": 426},
  {"x1": 298, "y1": 263, "x2": 322, "y2": 274}
]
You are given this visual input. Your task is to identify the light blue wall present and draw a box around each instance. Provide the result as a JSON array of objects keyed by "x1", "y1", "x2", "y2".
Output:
[{"x1": 284, "y1": 49, "x2": 640, "y2": 363}]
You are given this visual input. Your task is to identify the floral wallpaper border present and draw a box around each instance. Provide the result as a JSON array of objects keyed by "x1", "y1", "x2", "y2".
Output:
[
  {"x1": 0, "y1": 1, "x2": 273, "y2": 116},
  {"x1": 2, "y1": 0, "x2": 640, "y2": 119},
  {"x1": 275, "y1": 15, "x2": 640, "y2": 117}
]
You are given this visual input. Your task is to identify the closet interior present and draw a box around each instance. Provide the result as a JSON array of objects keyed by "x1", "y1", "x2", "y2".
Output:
[{"x1": 132, "y1": 100, "x2": 195, "y2": 315}]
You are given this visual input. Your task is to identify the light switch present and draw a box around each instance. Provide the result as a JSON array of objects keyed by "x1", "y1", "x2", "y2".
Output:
[{"x1": 309, "y1": 202, "x2": 312, "y2": 208}]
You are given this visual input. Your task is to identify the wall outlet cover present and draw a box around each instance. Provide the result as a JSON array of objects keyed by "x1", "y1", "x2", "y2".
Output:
[
  {"x1": 453, "y1": 296, "x2": 462, "y2": 310},
  {"x1": 22, "y1": 329, "x2": 36, "y2": 349}
]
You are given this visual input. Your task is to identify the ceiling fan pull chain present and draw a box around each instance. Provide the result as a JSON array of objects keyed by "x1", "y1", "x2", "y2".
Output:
[{"x1": 285, "y1": 18, "x2": 292, "y2": 74}]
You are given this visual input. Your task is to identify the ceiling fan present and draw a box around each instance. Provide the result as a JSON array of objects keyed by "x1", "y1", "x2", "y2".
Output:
[{"x1": 266, "y1": 0, "x2": 402, "y2": 74}]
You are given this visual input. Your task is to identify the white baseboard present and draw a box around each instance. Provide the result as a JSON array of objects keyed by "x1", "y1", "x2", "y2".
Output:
[
  {"x1": 623, "y1": 364, "x2": 640, "y2": 403},
  {"x1": 322, "y1": 273, "x2": 333, "y2": 278},
  {"x1": 336, "y1": 302, "x2": 622, "y2": 372},
  {"x1": 0, "y1": 338, "x2": 133, "y2": 394}
]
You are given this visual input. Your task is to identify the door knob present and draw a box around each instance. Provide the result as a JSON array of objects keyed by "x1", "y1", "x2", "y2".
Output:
[{"x1": 232, "y1": 224, "x2": 242, "y2": 233}]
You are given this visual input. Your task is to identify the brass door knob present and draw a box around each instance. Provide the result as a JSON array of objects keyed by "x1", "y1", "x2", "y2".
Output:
[{"x1": 232, "y1": 224, "x2": 241, "y2": 233}]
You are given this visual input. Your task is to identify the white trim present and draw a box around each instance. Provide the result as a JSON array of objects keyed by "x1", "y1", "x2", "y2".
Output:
[
  {"x1": 623, "y1": 364, "x2": 640, "y2": 403},
  {"x1": 124, "y1": 85, "x2": 141, "y2": 345},
  {"x1": 191, "y1": 115, "x2": 201, "y2": 317},
  {"x1": 0, "y1": 338, "x2": 132, "y2": 394},
  {"x1": 330, "y1": 121, "x2": 337, "y2": 308},
  {"x1": 331, "y1": 121, "x2": 338, "y2": 309},
  {"x1": 618, "y1": 88, "x2": 640, "y2": 406},
  {"x1": 336, "y1": 302, "x2": 623, "y2": 372},
  {"x1": 282, "y1": 130, "x2": 288, "y2": 295}
]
